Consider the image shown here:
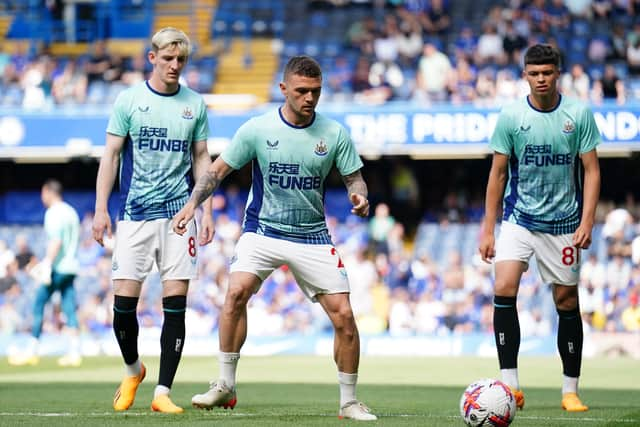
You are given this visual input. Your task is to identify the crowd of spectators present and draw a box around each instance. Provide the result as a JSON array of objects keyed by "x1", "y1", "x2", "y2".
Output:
[
  {"x1": 0, "y1": 193, "x2": 638, "y2": 345},
  {"x1": 3, "y1": 0, "x2": 640, "y2": 108},
  {"x1": 320, "y1": 0, "x2": 640, "y2": 105}
]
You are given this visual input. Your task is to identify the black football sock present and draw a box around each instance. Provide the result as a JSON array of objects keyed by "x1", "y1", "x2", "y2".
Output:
[
  {"x1": 493, "y1": 296, "x2": 520, "y2": 369},
  {"x1": 113, "y1": 295, "x2": 139, "y2": 365},
  {"x1": 158, "y1": 295, "x2": 187, "y2": 389},
  {"x1": 557, "y1": 306, "x2": 583, "y2": 377}
]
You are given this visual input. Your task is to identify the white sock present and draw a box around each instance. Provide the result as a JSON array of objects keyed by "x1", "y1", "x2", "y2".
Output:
[
  {"x1": 500, "y1": 369, "x2": 519, "y2": 390},
  {"x1": 338, "y1": 372, "x2": 358, "y2": 407},
  {"x1": 219, "y1": 352, "x2": 240, "y2": 388},
  {"x1": 125, "y1": 359, "x2": 142, "y2": 377},
  {"x1": 154, "y1": 385, "x2": 170, "y2": 398},
  {"x1": 562, "y1": 375, "x2": 579, "y2": 395},
  {"x1": 69, "y1": 334, "x2": 81, "y2": 357},
  {"x1": 26, "y1": 336, "x2": 39, "y2": 356}
]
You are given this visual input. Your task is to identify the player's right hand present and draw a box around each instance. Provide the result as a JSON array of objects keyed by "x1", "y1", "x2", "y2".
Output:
[
  {"x1": 92, "y1": 210, "x2": 112, "y2": 247},
  {"x1": 478, "y1": 233, "x2": 496, "y2": 264},
  {"x1": 172, "y1": 203, "x2": 196, "y2": 235}
]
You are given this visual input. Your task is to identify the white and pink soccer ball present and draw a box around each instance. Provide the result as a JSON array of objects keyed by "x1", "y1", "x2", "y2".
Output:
[{"x1": 460, "y1": 378, "x2": 516, "y2": 426}]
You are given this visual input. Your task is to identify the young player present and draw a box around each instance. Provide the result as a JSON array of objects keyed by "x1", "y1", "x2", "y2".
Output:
[
  {"x1": 479, "y1": 44, "x2": 601, "y2": 412},
  {"x1": 92, "y1": 27, "x2": 214, "y2": 413}
]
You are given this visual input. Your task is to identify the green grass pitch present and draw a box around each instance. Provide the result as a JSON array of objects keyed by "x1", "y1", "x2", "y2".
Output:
[{"x1": 0, "y1": 355, "x2": 638, "y2": 426}]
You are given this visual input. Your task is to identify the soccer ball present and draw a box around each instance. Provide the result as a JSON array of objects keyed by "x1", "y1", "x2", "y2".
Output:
[{"x1": 459, "y1": 378, "x2": 516, "y2": 426}]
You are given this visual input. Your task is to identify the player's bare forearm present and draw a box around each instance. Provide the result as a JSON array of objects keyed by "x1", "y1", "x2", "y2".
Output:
[
  {"x1": 342, "y1": 170, "x2": 368, "y2": 199},
  {"x1": 192, "y1": 140, "x2": 214, "y2": 213},
  {"x1": 190, "y1": 171, "x2": 221, "y2": 207},
  {"x1": 95, "y1": 135, "x2": 122, "y2": 211},
  {"x1": 188, "y1": 156, "x2": 234, "y2": 208},
  {"x1": 579, "y1": 150, "x2": 601, "y2": 230},
  {"x1": 483, "y1": 154, "x2": 508, "y2": 233}
]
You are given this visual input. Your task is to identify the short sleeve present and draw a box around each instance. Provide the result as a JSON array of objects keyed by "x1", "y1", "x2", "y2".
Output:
[
  {"x1": 489, "y1": 109, "x2": 513, "y2": 155},
  {"x1": 106, "y1": 91, "x2": 131, "y2": 137},
  {"x1": 221, "y1": 119, "x2": 256, "y2": 169},
  {"x1": 193, "y1": 97, "x2": 209, "y2": 142},
  {"x1": 334, "y1": 125, "x2": 363, "y2": 176},
  {"x1": 578, "y1": 105, "x2": 601, "y2": 154}
]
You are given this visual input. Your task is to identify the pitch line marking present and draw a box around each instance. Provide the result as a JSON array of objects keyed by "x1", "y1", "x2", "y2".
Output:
[{"x1": 0, "y1": 412, "x2": 637, "y2": 423}]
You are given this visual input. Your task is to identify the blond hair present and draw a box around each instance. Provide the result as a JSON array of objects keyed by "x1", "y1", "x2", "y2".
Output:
[{"x1": 151, "y1": 27, "x2": 191, "y2": 57}]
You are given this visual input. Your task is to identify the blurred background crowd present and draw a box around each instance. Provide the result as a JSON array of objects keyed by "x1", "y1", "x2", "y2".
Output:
[
  {"x1": 1, "y1": 0, "x2": 640, "y2": 108},
  {"x1": 1, "y1": 193, "x2": 639, "y2": 340},
  {"x1": 0, "y1": 0, "x2": 639, "y2": 346}
]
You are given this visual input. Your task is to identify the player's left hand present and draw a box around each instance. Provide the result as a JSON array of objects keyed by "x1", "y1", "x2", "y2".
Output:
[
  {"x1": 572, "y1": 225, "x2": 592, "y2": 249},
  {"x1": 350, "y1": 193, "x2": 369, "y2": 217},
  {"x1": 172, "y1": 203, "x2": 196, "y2": 235},
  {"x1": 199, "y1": 211, "x2": 215, "y2": 245}
]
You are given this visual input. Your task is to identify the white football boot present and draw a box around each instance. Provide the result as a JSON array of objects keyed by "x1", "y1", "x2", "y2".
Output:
[
  {"x1": 191, "y1": 380, "x2": 237, "y2": 410},
  {"x1": 339, "y1": 400, "x2": 378, "y2": 421}
]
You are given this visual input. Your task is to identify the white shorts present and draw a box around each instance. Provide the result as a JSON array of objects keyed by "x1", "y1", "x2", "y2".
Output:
[
  {"x1": 495, "y1": 221, "x2": 580, "y2": 285},
  {"x1": 230, "y1": 232, "x2": 350, "y2": 302},
  {"x1": 111, "y1": 219, "x2": 198, "y2": 282}
]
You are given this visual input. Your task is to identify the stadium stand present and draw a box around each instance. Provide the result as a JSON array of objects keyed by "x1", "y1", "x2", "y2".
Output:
[{"x1": 0, "y1": 0, "x2": 639, "y2": 354}]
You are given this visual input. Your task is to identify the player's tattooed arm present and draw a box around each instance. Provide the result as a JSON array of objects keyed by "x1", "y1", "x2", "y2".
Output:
[
  {"x1": 342, "y1": 170, "x2": 368, "y2": 199},
  {"x1": 343, "y1": 170, "x2": 370, "y2": 217},
  {"x1": 189, "y1": 156, "x2": 234, "y2": 207},
  {"x1": 190, "y1": 171, "x2": 222, "y2": 206}
]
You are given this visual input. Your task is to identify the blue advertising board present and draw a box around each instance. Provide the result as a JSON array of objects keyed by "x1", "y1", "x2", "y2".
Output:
[{"x1": 1, "y1": 102, "x2": 639, "y2": 159}]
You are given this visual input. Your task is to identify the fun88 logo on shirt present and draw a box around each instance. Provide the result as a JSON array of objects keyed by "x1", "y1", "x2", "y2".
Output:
[
  {"x1": 521, "y1": 144, "x2": 572, "y2": 167},
  {"x1": 138, "y1": 126, "x2": 188, "y2": 152},
  {"x1": 268, "y1": 162, "x2": 321, "y2": 190}
]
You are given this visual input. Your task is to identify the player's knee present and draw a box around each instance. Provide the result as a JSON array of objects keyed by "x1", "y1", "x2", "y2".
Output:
[
  {"x1": 493, "y1": 280, "x2": 518, "y2": 297},
  {"x1": 555, "y1": 292, "x2": 578, "y2": 311},
  {"x1": 332, "y1": 306, "x2": 356, "y2": 334},
  {"x1": 225, "y1": 284, "x2": 252, "y2": 308}
]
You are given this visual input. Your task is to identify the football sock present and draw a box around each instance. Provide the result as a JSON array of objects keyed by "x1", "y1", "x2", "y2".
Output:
[
  {"x1": 219, "y1": 352, "x2": 240, "y2": 388},
  {"x1": 26, "y1": 336, "x2": 39, "y2": 356},
  {"x1": 126, "y1": 359, "x2": 142, "y2": 377},
  {"x1": 557, "y1": 306, "x2": 583, "y2": 378},
  {"x1": 69, "y1": 332, "x2": 81, "y2": 357},
  {"x1": 338, "y1": 371, "x2": 358, "y2": 407},
  {"x1": 500, "y1": 369, "x2": 520, "y2": 390},
  {"x1": 562, "y1": 375, "x2": 579, "y2": 395},
  {"x1": 493, "y1": 296, "x2": 520, "y2": 375},
  {"x1": 154, "y1": 385, "x2": 171, "y2": 398},
  {"x1": 158, "y1": 296, "x2": 186, "y2": 389},
  {"x1": 113, "y1": 295, "x2": 139, "y2": 365}
]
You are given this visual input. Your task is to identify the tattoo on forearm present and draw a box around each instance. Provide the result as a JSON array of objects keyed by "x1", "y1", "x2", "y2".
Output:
[
  {"x1": 191, "y1": 171, "x2": 220, "y2": 206},
  {"x1": 342, "y1": 171, "x2": 368, "y2": 198}
]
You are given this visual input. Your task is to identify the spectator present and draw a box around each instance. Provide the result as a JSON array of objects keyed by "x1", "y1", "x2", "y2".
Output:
[
  {"x1": 608, "y1": 23, "x2": 627, "y2": 61},
  {"x1": 621, "y1": 291, "x2": 640, "y2": 332},
  {"x1": 475, "y1": 22, "x2": 505, "y2": 66},
  {"x1": 591, "y1": 64, "x2": 626, "y2": 104},
  {"x1": 414, "y1": 42, "x2": 452, "y2": 103},
  {"x1": 85, "y1": 40, "x2": 112, "y2": 86},
  {"x1": 51, "y1": 58, "x2": 88, "y2": 105},
  {"x1": 453, "y1": 25, "x2": 478, "y2": 63},
  {"x1": 560, "y1": 63, "x2": 590, "y2": 100},
  {"x1": 368, "y1": 202, "x2": 396, "y2": 254},
  {"x1": 626, "y1": 24, "x2": 640, "y2": 76},
  {"x1": 502, "y1": 20, "x2": 527, "y2": 66},
  {"x1": 395, "y1": 19, "x2": 423, "y2": 68},
  {"x1": 546, "y1": 0, "x2": 571, "y2": 30},
  {"x1": 13, "y1": 234, "x2": 36, "y2": 271},
  {"x1": 420, "y1": 0, "x2": 450, "y2": 37}
]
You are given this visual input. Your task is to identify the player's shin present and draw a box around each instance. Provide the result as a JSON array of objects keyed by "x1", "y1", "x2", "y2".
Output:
[
  {"x1": 557, "y1": 306, "x2": 583, "y2": 393},
  {"x1": 493, "y1": 295, "x2": 520, "y2": 389},
  {"x1": 113, "y1": 295, "x2": 140, "y2": 367},
  {"x1": 158, "y1": 295, "x2": 187, "y2": 390}
]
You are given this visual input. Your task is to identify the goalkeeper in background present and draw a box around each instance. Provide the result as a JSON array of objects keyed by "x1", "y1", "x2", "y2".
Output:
[{"x1": 8, "y1": 179, "x2": 82, "y2": 367}]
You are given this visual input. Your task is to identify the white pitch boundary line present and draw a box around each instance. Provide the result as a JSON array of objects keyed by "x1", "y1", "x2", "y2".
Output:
[{"x1": 0, "y1": 412, "x2": 638, "y2": 423}]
